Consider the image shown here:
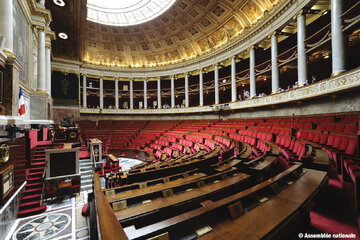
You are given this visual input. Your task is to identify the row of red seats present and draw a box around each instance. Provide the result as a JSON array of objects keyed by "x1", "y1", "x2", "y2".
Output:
[
  {"x1": 159, "y1": 136, "x2": 177, "y2": 142},
  {"x1": 317, "y1": 122, "x2": 357, "y2": 133},
  {"x1": 192, "y1": 132, "x2": 213, "y2": 140},
  {"x1": 179, "y1": 139, "x2": 193, "y2": 148},
  {"x1": 185, "y1": 135, "x2": 203, "y2": 144},
  {"x1": 163, "y1": 147, "x2": 173, "y2": 158},
  {"x1": 154, "y1": 140, "x2": 169, "y2": 146}
]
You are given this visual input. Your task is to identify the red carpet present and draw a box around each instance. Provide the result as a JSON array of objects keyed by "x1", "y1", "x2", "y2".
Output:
[
  {"x1": 18, "y1": 144, "x2": 51, "y2": 218},
  {"x1": 80, "y1": 150, "x2": 90, "y2": 159},
  {"x1": 305, "y1": 170, "x2": 360, "y2": 239}
]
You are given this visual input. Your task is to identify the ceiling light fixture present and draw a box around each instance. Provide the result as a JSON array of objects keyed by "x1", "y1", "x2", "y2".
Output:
[
  {"x1": 58, "y1": 32, "x2": 68, "y2": 40},
  {"x1": 53, "y1": 0, "x2": 65, "y2": 7}
]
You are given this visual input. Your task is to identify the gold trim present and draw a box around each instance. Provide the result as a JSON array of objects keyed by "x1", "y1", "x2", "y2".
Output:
[
  {"x1": 36, "y1": 89, "x2": 47, "y2": 94},
  {"x1": 2, "y1": 49, "x2": 16, "y2": 58},
  {"x1": 0, "y1": 144, "x2": 10, "y2": 163},
  {"x1": 331, "y1": 71, "x2": 345, "y2": 77}
]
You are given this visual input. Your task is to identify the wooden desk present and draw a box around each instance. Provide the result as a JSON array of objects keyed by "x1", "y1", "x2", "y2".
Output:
[
  {"x1": 122, "y1": 166, "x2": 328, "y2": 240},
  {"x1": 215, "y1": 159, "x2": 241, "y2": 172},
  {"x1": 122, "y1": 164, "x2": 303, "y2": 239},
  {"x1": 63, "y1": 143, "x2": 73, "y2": 149},
  {"x1": 115, "y1": 173, "x2": 250, "y2": 226},
  {"x1": 107, "y1": 154, "x2": 119, "y2": 167},
  {"x1": 58, "y1": 179, "x2": 72, "y2": 189},
  {"x1": 251, "y1": 156, "x2": 277, "y2": 171},
  {"x1": 106, "y1": 172, "x2": 206, "y2": 203}
]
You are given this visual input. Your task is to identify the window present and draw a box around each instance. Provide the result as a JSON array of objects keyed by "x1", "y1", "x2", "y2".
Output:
[{"x1": 87, "y1": 0, "x2": 176, "y2": 26}]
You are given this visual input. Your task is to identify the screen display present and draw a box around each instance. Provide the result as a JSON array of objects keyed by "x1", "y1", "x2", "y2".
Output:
[{"x1": 49, "y1": 152, "x2": 76, "y2": 178}]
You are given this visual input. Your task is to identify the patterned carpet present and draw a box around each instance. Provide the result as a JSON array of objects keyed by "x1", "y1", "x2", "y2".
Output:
[{"x1": 9, "y1": 192, "x2": 89, "y2": 240}]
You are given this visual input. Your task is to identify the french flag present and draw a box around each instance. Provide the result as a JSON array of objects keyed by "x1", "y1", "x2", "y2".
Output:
[{"x1": 19, "y1": 87, "x2": 25, "y2": 115}]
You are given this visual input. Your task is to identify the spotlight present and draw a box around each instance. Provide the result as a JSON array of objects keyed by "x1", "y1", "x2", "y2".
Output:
[
  {"x1": 58, "y1": 32, "x2": 68, "y2": 40},
  {"x1": 53, "y1": 0, "x2": 65, "y2": 7}
]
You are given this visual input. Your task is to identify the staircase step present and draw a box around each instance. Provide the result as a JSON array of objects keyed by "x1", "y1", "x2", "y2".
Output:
[
  {"x1": 31, "y1": 162, "x2": 45, "y2": 167},
  {"x1": 81, "y1": 179, "x2": 92, "y2": 184},
  {"x1": 31, "y1": 160, "x2": 46, "y2": 164},
  {"x1": 24, "y1": 187, "x2": 43, "y2": 195},
  {"x1": 28, "y1": 167, "x2": 45, "y2": 172},
  {"x1": 19, "y1": 200, "x2": 40, "y2": 210},
  {"x1": 18, "y1": 205, "x2": 46, "y2": 218},
  {"x1": 26, "y1": 176, "x2": 42, "y2": 182},
  {"x1": 21, "y1": 193, "x2": 42, "y2": 201},
  {"x1": 26, "y1": 182, "x2": 43, "y2": 189}
]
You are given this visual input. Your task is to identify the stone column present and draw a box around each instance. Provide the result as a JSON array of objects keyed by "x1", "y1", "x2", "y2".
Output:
[
  {"x1": 0, "y1": 0, "x2": 13, "y2": 51},
  {"x1": 199, "y1": 69, "x2": 204, "y2": 106},
  {"x1": 99, "y1": 77, "x2": 103, "y2": 108},
  {"x1": 231, "y1": 57, "x2": 237, "y2": 102},
  {"x1": 157, "y1": 77, "x2": 161, "y2": 108},
  {"x1": 115, "y1": 79, "x2": 119, "y2": 109},
  {"x1": 185, "y1": 73, "x2": 189, "y2": 107},
  {"x1": 143, "y1": 79, "x2": 147, "y2": 109},
  {"x1": 82, "y1": 75, "x2": 87, "y2": 108},
  {"x1": 45, "y1": 46, "x2": 51, "y2": 95},
  {"x1": 214, "y1": 64, "x2": 219, "y2": 104},
  {"x1": 297, "y1": 12, "x2": 307, "y2": 86},
  {"x1": 37, "y1": 29, "x2": 46, "y2": 92},
  {"x1": 271, "y1": 33, "x2": 279, "y2": 93},
  {"x1": 331, "y1": 0, "x2": 346, "y2": 75},
  {"x1": 250, "y1": 46, "x2": 256, "y2": 98},
  {"x1": 171, "y1": 75, "x2": 175, "y2": 108},
  {"x1": 129, "y1": 78, "x2": 133, "y2": 109}
]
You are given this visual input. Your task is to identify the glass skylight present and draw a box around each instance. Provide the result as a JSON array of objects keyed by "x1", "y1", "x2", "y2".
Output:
[{"x1": 87, "y1": 0, "x2": 177, "y2": 26}]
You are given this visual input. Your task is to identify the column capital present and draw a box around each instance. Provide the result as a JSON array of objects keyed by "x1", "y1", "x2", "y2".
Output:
[
  {"x1": 249, "y1": 45, "x2": 258, "y2": 51},
  {"x1": 268, "y1": 30, "x2": 281, "y2": 39},
  {"x1": 296, "y1": 9, "x2": 305, "y2": 19},
  {"x1": 45, "y1": 30, "x2": 56, "y2": 40},
  {"x1": 35, "y1": 26, "x2": 45, "y2": 32}
]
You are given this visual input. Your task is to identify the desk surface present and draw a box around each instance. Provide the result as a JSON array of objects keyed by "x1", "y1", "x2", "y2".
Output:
[
  {"x1": 106, "y1": 172, "x2": 206, "y2": 203},
  {"x1": 58, "y1": 179, "x2": 72, "y2": 189},
  {"x1": 107, "y1": 154, "x2": 118, "y2": 163},
  {"x1": 115, "y1": 173, "x2": 250, "y2": 221},
  {"x1": 89, "y1": 138, "x2": 102, "y2": 144}
]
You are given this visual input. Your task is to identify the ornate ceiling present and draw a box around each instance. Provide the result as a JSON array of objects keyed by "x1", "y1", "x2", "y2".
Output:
[{"x1": 48, "y1": 0, "x2": 281, "y2": 68}]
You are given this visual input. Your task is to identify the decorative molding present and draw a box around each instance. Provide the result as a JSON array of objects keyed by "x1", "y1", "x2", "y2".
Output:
[
  {"x1": 52, "y1": 0, "x2": 311, "y2": 78},
  {"x1": 80, "y1": 68, "x2": 360, "y2": 115}
]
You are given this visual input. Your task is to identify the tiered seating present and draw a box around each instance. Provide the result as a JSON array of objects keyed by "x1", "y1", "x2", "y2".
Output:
[{"x1": 90, "y1": 115, "x2": 359, "y2": 238}]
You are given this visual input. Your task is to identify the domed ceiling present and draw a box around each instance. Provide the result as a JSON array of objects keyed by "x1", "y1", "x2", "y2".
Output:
[{"x1": 48, "y1": 0, "x2": 281, "y2": 68}]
